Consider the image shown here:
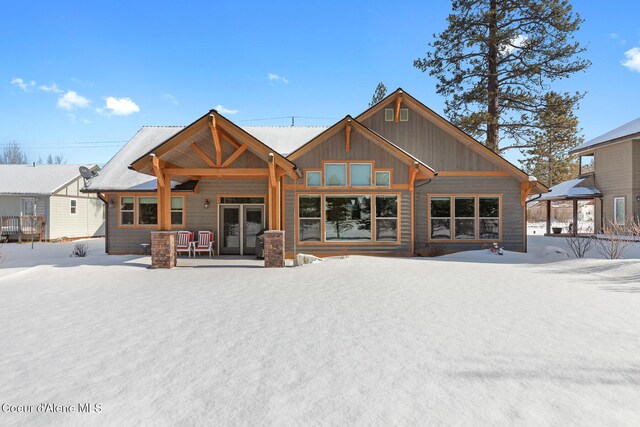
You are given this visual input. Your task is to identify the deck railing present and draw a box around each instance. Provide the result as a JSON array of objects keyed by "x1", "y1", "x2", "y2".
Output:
[{"x1": 0, "y1": 216, "x2": 45, "y2": 239}]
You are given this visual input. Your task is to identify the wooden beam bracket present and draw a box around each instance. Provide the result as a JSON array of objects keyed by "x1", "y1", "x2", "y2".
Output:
[
  {"x1": 209, "y1": 114, "x2": 222, "y2": 166},
  {"x1": 394, "y1": 91, "x2": 403, "y2": 123},
  {"x1": 345, "y1": 120, "x2": 352, "y2": 153}
]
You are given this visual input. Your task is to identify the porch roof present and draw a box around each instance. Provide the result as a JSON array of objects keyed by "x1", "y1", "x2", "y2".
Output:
[{"x1": 537, "y1": 176, "x2": 602, "y2": 201}]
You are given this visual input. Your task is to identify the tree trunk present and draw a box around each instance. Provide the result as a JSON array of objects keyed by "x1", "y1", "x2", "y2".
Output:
[{"x1": 486, "y1": 0, "x2": 499, "y2": 153}]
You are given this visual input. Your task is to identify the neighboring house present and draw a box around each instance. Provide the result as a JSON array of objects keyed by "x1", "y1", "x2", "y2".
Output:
[
  {"x1": 0, "y1": 164, "x2": 105, "y2": 241},
  {"x1": 541, "y1": 116, "x2": 640, "y2": 232},
  {"x1": 84, "y1": 89, "x2": 546, "y2": 256}
]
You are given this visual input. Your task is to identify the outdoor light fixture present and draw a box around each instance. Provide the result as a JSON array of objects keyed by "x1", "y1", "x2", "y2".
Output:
[
  {"x1": 109, "y1": 200, "x2": 115, "y2": 209},
  {"x1": 204, "y1": 199, "x2": 210, "y2": 209}
]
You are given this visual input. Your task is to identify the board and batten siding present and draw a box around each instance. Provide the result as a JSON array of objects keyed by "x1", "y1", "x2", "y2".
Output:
[
  {"x1": 106, "y1": 178, "x2": 269, "y2": 254},
  {"x1": 415, "y1": 176, "x2": 525, "y2": 252}
]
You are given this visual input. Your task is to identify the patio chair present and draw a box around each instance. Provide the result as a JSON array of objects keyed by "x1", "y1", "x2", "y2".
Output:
[
  {"x1": 176, "y1": 231, "x2": 194, "y2": 257},
  {"x1": 193, "y1": 231, "x2": 214, "y2": 258}
]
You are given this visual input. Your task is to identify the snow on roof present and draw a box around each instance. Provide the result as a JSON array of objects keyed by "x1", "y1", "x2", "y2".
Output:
[
  {"x1": 242, "y1": 126, "x2": 328, "y2": 155},
  {"x1": 570, "y1": 116, "x2": 640, "y2": 154},
  {"x1": 537, "y1": 177, "x2": 602, "y2": 201},
  {"x1": 0, "y1": 164, "x2": 97, "y2": 195},
  {"x1": 86, "y1": 126, "x2": 184, "y2": 192}
]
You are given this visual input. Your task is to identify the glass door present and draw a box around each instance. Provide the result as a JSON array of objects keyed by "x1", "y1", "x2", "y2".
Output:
[
  {"x1": 220, "y1": 206, "x2": 241, "y2": 255},
  {"x1": 243, "y1": 206, "x2": 264, "y2": 255}
]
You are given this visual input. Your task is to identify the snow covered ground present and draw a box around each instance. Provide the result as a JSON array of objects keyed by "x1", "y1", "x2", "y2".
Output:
[{"x1": 1, "y1": 237, "x2": 640, "y2": 426}]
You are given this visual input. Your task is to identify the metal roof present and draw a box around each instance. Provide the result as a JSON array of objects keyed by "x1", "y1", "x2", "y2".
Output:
[
  {"x1": 0, "y1": 164, "x2": 98, "y2": 195},
  {"x1": 242, "y1": 126, "x2": 328, "y2": 155},
  {"x1": 570, "y1": 116, "x2": 640, "y2": 154},
  {"x1": 537, "y1": 176, "x2": 602, "y2": 201}
]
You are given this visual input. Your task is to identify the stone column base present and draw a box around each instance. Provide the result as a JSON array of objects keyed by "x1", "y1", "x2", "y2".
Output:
[
  {"x1": 151, "y1": 231, "x2": 177, "y2": 269},
  {"x1": 264, "y1": 230, "x2": 285, "y2": 268}
]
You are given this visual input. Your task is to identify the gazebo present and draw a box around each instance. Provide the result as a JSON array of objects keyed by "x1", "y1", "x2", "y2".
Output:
[{"x1": 534, "y1": 175, "x2": 602, "y2": 236}]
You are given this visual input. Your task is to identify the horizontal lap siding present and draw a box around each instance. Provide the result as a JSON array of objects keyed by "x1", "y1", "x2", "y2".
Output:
[
  {"x1": 415, "y1": 176, "x2": 524, "y2": 252},
  {"x1": 106, "y1": 178, "x2": 269, "y2": 254},
  {"x1": 594, "y1": 141, "x2": 634, "y2": 227}
]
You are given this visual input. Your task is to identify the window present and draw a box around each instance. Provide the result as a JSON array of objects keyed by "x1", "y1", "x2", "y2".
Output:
[
  {"x1": 70, "y1": 199, "x2": 77, "y2": 215},
  {"x1": 614, "y1": 197, "x2": 625, "y2": 225},
  {"x1": 350, "y1": 163, "x2": 372, "y2": 186},
  {"x1": 299, "y1": 196, "x2": 321, "y2": 241},
  {"x1": 171, "y1": 197, "x2": 184, "y2": 226},
  {"x1": 138, "y1": 197, "x2": 158, "y2": 225},
  {"x1": 21, "y1": 198, "x2": 35, "y2": 216},
  {"x1": 324, "y1": 163, "x2": 347, "y2": 186},
  {"x1": 479, "y1": 197, "x2": 500, "y2": 239},
  {"x1": 384, "y1": 108, "x2": 394, "y2": 121},
  {"x1": 306, "y1": 171, "x2": 321, "y2": 187},
  {"x1": 325, "y1": 195, "x2": 371, "y2": 241},
  {"x1": 219, "y1": 197, "x2": 265, "y2": 204},
  {"x1": 399, "y1": 108, "x2": 409, "y2": 122},
  {"x1": 430, "y1": 197, "x2": 451, "y2": 240},
  {"x1": 454, "y1": 197, "x2": 475, "y2": 239},
  {"x1": 580, "y1": 154, "x2": 594, "y2": 175},
  {"x1": 375, "y1": 195, "x2": 398, "y2": 241},
  {"x1": 120, "y1": 196, "x2": 135, "y2": 225},
  {"x1": 375, "y1": 171, "x2": 391, "y2": 187}
]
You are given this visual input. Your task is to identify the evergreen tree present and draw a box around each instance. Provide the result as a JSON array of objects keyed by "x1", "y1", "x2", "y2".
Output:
[
  {"x1": 520, "y1": 92, "x2": 582, "y2": 187},
  {"x1": 369, "y1": 82, "x2": 387, "y2": 106},
  {"x1": 414, "y1": 0, "x2": 590, "y2": 154}
]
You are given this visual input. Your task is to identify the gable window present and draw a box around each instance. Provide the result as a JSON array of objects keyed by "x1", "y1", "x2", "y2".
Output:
[
  {"x1": 325, "y1": 195, "x2": 371, "y2": 241},
  {"x1": 479, "y1": 197, "x2": 500, "y2": 239},
  {"x1": 384, "y1": 108, "x2": 394, "y2": 122},
  {"x1": 350, "y1": 163, "x2": 372, "y2": 186},
  {"x1": 324, "y1": 163, "x2": 347, "y2": 186},
  {"x1": 399, "y1": 108, "x2": 409, "y2": 122},
  {"x1": 138, "y1": 197, "x2": 158, "y2": 225},
  {"x1": 70, "y1": 199, "x2": 77, "y2": 215},
  {"x1": 299, "y1": 196, "x2": 321, "y2": 241},
  {"x1": 614, "y1": 197, "x2": 625, "y2": 225},
  {"x1": 454, "y1": 197, "x2": 475, "y2": 239},
  {"x1": 306, "y1": 171, "x2": 321, "y2": 187},
  {"x1": 120, "y1": 196, "x2": 135, "y2": 225},
  {"x1": 171, "y1": 196, "x2": 184, "y2": 226},
  {"x1": 430, "y1": 197, "x2": 451, "y2": 240},
  {"x1": 375, "y1": 171, "x2": 391, "y2": 187},
  {"x1": 375, "y1": 195, "x2": 398, "y2": 241}
]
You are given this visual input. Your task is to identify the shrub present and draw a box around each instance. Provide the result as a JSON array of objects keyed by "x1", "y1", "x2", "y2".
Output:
[
  {"x1": 565, "y1": 235, "x2": 593, "y2": 258},
  {"x1": 593, "y1": 222, "x2": 634, "y2": 260},
  {"x1": 70, "y1": 242, "x2": 89, "y2": 258}
]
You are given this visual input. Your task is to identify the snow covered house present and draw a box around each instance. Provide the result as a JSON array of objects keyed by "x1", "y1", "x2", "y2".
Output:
[
  {"x1": 0, "y1": 164, "x2": 105, "y2": 241},
  {"x1": 84, "y1": 89, "x2": 546, "y2": 258}
]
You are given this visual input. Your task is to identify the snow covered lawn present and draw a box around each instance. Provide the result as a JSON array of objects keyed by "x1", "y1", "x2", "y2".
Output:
[{"x1": 1, "y1": 238, "x2": 639, "y2": 425}]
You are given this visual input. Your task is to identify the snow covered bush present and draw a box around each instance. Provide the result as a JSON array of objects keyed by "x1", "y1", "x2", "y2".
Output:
[
  {"x1": 70, "y1": 243, "x2": 89, "y2": 258},
  {"x1": 565, "y1": 235, "x2": 592, "y2": 258}
]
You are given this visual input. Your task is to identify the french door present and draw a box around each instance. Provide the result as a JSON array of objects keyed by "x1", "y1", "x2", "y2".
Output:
[{"x1": 219, "y1": 204, "x2": 264, "y2": 255}]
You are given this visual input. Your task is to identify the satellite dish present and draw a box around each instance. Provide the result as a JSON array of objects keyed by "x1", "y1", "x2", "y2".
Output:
[{"x1": 79, "y1": 166, "x2": 94, "y2": 180}]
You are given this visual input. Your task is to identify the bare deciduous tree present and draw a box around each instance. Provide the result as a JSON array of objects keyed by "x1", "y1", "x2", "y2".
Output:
[{"x1": 0, "y1": 141, "x2": 28, "y2": 164}]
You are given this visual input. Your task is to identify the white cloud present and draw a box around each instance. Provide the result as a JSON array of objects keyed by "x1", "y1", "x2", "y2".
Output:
[
  {"x1": 99, "y1": 96, "x2": 140, "y2": 116},
  {"x1": 162, "y1": 93, "x2": 179, "y2": 105},
  {"x1": 267, "y1": 73, "x2": 289, "y2": 84},
  {"x1": 11, "y1": 77, "x2": 36, "y2": 91},
  {"x1": 501, "y1": 35, "x2": 528, "y2": 54},
  {"x1": 622, "y1": 47, "x2": 640, "y2": 72},
  {"x1": 39, "y1": 83, "x2": 63, "y2": 93},
  {"x1": 214, "y1": 104, "x2": 239, "y2": 115},
  {"x1": 57, "y1": 91, "x2": 90, "y2": 110}
]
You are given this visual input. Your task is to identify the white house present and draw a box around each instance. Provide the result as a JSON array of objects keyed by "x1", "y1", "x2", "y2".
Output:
[{"x1": 0, "y1": 164, "x2": 105, "y2": 241}]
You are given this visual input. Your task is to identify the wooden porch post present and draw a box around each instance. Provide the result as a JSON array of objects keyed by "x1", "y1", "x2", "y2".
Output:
[
  {"x1": 161, "y1": 174, "x2": 172, "y2": 230},
  {"x1": 546, "y1": 200, "x2": 551, "y2": 235},
  {"x1": 572, "y1": 198, "x2": 578, "y2": 236}
]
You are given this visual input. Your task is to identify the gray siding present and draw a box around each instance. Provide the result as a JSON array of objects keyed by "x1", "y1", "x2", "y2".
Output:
[
  {"x1": 415, "y1": 176, "x2": 525, "y2": 252},
  {"x1": 106, "y1": 178, "x2": 269, "y2": 254},
  {"x1": 593, "y1": 140, "x2": 634, "y2": 228}
]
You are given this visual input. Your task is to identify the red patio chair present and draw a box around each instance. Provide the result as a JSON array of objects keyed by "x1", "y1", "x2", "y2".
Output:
[
  {"x1": 176, "y1": 231, "x2": 193, "y2": 257},
  {"x1": 193, "y1": 231, "x2": 214, "y2": 258}
]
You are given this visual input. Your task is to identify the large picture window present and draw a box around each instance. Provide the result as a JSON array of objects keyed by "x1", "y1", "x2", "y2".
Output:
[
  {"x1": 375, "y1": 195, "x2": 398, "y2": 241},
  {"x1": 454, "y1": 197, "x2": 475, "y2": 239},
  {"x1": 325, "y1": 195, "x2": 371, "y2": 241},
  {"x1": 299, "y1": 196, "x2": 322, "y2": 241},
  {"x1": 120, "y1": 196, "x2": 135, "y2": 225},
  {"x1": 324, "y1": 163, "x2": 346, "y2": 186},
  {"x1": 479, "y1": 197, "x2": 500, "y2": 239},
  {"x1": 138, "y1": 197, "x2": 158, "y2": 225},
  {"x1": 430, "y1": 197, "x2": 451, "y2": 240},
  {"x1": 350, "y1": 163, "x2": 372, "y2": 186}
]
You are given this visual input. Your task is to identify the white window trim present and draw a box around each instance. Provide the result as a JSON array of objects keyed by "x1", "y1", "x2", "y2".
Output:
[
  {"x1": 454, "y1": 196, "x2": 476, "y2": 240},
  {"x1": 20, "y1": 197, "x2": 36, "y2": 216},
  {"x1": 399, "y1": 108, "x2": 409, "y2": 122},
  {"x1": 324, "y1": 163, "x2": 347, "y2": 187},
  {"x1": 430, "y1": 196, "x2": 452, "y2": 240},
  {"x1": 170, "y1": 196, "x2": 184, "y2": 226},
  {"x1": 305, "y1": 171, "x2": 322, "y2": 187},
  {"x1": 478, "y1": 196, "x2": 500, "y2": 240},
  {"x1": 613, "y1": 196, "x2": 625, "y2": 225},
  {"x1": 119, "y1": 196, "x2": 135, "y2": 226},
  {"x1": 349, "y1": 162, "x2": 373, "y2": 187},
  {"x1": 324, "y1": 194, "x2": 372, "y2": 242},
  {"x1": 70, "y1": 199, "x2": 77, "y2": 215},
  {"x1": 298, "y1": 195, "x2": 322, "y2": 242},
  {"x1": 374, "y1": 195, "x2": 399, "y2": 242},
  {"x1": 384, "y1": 108, "x2": 394, "y2": 122},
  {"x1": 375, "y1": 171, "x2": 391, "y2": 187}
]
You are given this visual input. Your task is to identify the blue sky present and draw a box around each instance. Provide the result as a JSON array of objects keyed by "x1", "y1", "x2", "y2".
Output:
[{"x1": 1, "y1": 0, "x2": 639, "y2": 166}]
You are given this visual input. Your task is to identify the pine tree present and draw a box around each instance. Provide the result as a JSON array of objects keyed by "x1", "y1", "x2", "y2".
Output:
[
  {"x1": 369, "y1": 82, "x2": 387, "y2": 106},
  {"x1": 414, "y1": 0, "x2": 590, "y2": 154},
  {"x1": 520, "y1": 92, "x2": 582, "y2": 187}
]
